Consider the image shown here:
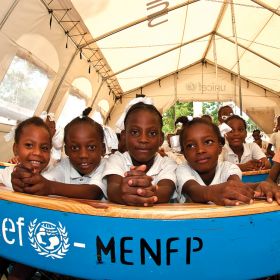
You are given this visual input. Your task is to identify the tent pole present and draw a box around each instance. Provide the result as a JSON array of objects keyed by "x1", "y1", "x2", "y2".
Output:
[
  {"x1": 0, "y1": 0, "x2": 20, "y2": 30},
  {"x1": 47, "y1": 49, "x2": 79, "y2": 112},
  {"x1": 230, "y1": 0, "x2": 242, "y2": 115},
  {"x1": 174, "y1": 73, "x2": 178, "y2": 129},
  {"x1": 251, "y1": 0, "x2": 280, "y2": 16},
  {"x1": 107, "y1": 33, "x2": 211, "y2": 79},
  {"x1": 216, "y1": 32, "x2": 280, "y2": 68},
  {"x1": 90, "y1": 79, "x2": 105, "y2": 108}
]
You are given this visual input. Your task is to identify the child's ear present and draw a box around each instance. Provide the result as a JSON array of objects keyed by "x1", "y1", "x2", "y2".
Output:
[
  {"x1": 160, "y1": 132, "x2": 164, "y2": 146},
  {"x1": 120, "y1": 129, "x2": 126, "y2": 142},
  {"x1": 102, "y1": 143, "x2": 106, "y2": 157},
  {"x1": 218, "y1": 145, "x2": 223, "y2": 155},
  {"x1": 12, "y1": 143, "x2": 18, "y2": 156},
  {"x1": 64, "y1": 144, "x2": 69, "y2": 156}
]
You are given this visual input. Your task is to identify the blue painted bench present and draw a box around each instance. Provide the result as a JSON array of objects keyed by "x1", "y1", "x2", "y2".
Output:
[
  {"x1": 242, "y1": 169, "x2": 270, "y2": 183},
  {"x1": 0, "y1": 161, "x2": 15, "y2": 169},
  {"x1": 0, "y1": 188, "x2": 280, "y2": 279}
]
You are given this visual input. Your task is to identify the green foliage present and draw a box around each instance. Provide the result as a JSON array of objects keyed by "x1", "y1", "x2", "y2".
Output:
[
  {"x1": 162, "y1": 101, "x2": 193, "y2": 134},
  {"x1": 162, "y1": 101, "x2": 259, "y2": 134},
  {"x1": 246, "y1": 118, "x2": 258, "y2": 132},
  {"x1": 202, "y1": 102, "x2": 221, "y2": 125}
]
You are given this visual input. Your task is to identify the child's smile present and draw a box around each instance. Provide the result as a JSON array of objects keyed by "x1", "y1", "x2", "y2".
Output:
[
  {"x1": 65, "y1": 123, "x2": 104, "y2": 176},
  {"x1": 13, "y1": 124, "x2": 51, "y2": 173},
  {"x1": 226, "y1": 118, "x2": 247, "y2": 148},
  {"x1": 124, "y1": 110, "x2": 163, "y2": 167},
  {"x1": 182, "y1": 123, "x2": 222, "y2": 183}
]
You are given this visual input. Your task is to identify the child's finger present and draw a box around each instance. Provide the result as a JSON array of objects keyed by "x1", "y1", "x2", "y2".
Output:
[
  {"x1": 23, "y1": 186, "x2": 42, "y2": 195},
  {"x1": 226, "y1": 192, "x2": 253, "y2": 205},
  {"x1": 12, "y1": 167, "x2": 33, "y2": 179},
  {"x1": 275, "y1": 192, "x2": 280, "y2": 205},
  {"x1": 264, "y1": 191, "x2": 273, "y2": 203},
  {"x1": 222, "y1": 199, "x2": 241, "y2": 206},
  {"x1": 11, "y1": 180, "x2": 25, "y2": 193},
  {"x1": 122, "y1": 194, "x2": 157, "y2": 207},
  {"x1": 134, "y1": 165, "x2": 147, "y2": 172},
  {"x1": 137, "y1": 187, "x2": 157, "y2": 197},
  {"x1": 125, "y1": 170, "x2": 148, "y2": 177},
  {"x1": 128, "y1": 178, "x2": 153, "y2": 188},
  {"x1": 21, "y1": 175, "x2": 41, "y2": 185}
]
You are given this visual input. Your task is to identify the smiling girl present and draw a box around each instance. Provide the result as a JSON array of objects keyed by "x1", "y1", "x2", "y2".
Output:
[
  {"x1": 104, "y1": 99, "x2": 177, "y2": 206},
  {"x1": 177, "y1": 118, "x2": 280, "y2": 206}
]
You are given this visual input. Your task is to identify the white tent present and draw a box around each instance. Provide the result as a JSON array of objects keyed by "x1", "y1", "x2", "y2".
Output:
[{"x1": 0, "y1": 0, "x2": 279, "y2": 160}]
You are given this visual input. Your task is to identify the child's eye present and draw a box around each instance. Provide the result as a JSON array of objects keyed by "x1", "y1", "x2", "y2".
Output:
[
  {"x1": 71, "y1": 145, "x2": 79, "y2": 151},
  {"x1": 24, "y1": 143, "x2": 33, "y2": 149},
  {"x1": 186, "y1": 143, "x2": 195, "y2": 149},
  {"x1": 205, "y1": 139, "x2": 214, "y2": 145},
  {"x1": 149, "y1": 131, "x2": 158, "y2": 137},
  {"x1": 41, "y1": 145, "x2": 50, "y2": 152},
  {"x1": 88, "y1": 145, "x2": 96, "y2": 151},
  {"x1": 130, "y1": 129, "x2": 139, "y2": 136}
]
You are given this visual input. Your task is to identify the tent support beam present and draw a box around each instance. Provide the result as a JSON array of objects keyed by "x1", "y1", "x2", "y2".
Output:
[
  {"x1": 202, "y1": 1, "x2": 228, "y2": 59},
  {"x1": 0, "y1": 0, "x2": 20, "y2": 30},
  {"x1": 90, "y1": 79, "x2": 106, "y2": 108},
  {"x1": 251, "y1": 0, "x2": 280, "y2": 17},
  {"x1": 122, "y1": 59, "x2": 280, "y2": 99},
  {"x1": 106, "y1": 33, "x2": 212, "y2": 80},
  {"x1": 230, "y1": 0, "x2": 242, "y2": 115},
  {"x1": 47, "y1": 49, "x2": 79, "y2": 112},
  {"x1": 80, "y1": 0, "x2": 199, "y2": 48},
  {"x1": 122, "y1": 59, "x2": 203, "y2": 96},
  {"x1": 216, "y1": 32, "x2": 280, "y2": 69}
]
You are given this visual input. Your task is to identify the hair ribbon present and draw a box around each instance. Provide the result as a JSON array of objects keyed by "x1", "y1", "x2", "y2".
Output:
[{"x1": 115, "y1": 97, "x2": 154, "y2": 132}]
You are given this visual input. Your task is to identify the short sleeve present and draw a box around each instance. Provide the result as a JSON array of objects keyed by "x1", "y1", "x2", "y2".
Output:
[
  {"x1": 250, "y1": 142, "x2": 266, "y2": 160},
  {"x1": 102, "y1": 152, "x2": 127, "y2": 178},
  {"x1": 154, "y1": 156, "x2": 177, "y2": 184}
]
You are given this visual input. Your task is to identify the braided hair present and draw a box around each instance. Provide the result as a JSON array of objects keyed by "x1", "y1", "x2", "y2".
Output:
[{"x1": 64, "y1": 107, "x2": 104, "y2": 143}]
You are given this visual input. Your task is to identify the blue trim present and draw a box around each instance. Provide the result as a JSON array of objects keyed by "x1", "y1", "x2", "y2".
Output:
[
  {"x1": 0, "y1": 200, "x2": 279, "y2": 279},
  {"x1": 242, "y1": 173, "x2": 268, "y2": 183}
]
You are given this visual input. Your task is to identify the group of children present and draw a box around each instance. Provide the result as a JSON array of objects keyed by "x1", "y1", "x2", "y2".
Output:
[
  {"x1": 1, "y1": 100, "x2": 280, "y2": 279},
  {"x1": 1, "y1": 101, "x2": 280, "y2": 206}
]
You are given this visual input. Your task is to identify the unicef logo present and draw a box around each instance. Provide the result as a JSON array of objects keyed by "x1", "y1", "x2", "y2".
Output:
[{"x1": 28, "y1": 219, "x2": 70, "y2": 259}]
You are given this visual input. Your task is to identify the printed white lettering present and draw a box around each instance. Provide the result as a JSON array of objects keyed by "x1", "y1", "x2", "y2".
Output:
[{"x1": 2, "y1": 218, "x2": 15, "y2": 245}]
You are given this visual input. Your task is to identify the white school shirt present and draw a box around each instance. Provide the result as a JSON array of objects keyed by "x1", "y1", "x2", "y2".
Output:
[
  {"x1": 103, "y1": 151, "x2": 177, "y2": 197},
  {"x1": 0, "y1": 166, "x2": 50, "y2": 190},
  {"x1": 176, "y1": 161, "x2": 242, "y2": 203},
  {"x1": 0, "y1": 166, "x2": 14, "y2": 190},
  {"x1": 44, "y1": 157, "x2": 107, "y2": 198},
  {"x1": 220, "y1": 142, "x2": 266, "y2": 164}
]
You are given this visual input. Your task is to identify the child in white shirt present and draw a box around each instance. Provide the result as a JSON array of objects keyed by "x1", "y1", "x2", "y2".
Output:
[
  {"x1": 222, "y1": 115, "x2": 270, "y2": 171},
  {"x1": 177, "y1": 118, "x2": 280, "y2": 205},
  {"x1": 103, "y1": 98, "x2": 177, "y2": 206},
  {"x1": 12, "y1": 108, "x2": 106, "y2": 200}
]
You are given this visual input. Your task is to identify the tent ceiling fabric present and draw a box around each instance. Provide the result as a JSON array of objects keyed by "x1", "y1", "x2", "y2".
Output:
[{"x1": 65, "y1": 0, "x2": 280, "y2": 95}]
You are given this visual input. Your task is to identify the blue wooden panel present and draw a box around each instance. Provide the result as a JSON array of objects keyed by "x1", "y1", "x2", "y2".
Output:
[
  {"x1": 242, "y1": 173, "x2": 269, "y2": 183},
  {"x1": 0, "y1": 200, "x2": 280, "y2": 279}
]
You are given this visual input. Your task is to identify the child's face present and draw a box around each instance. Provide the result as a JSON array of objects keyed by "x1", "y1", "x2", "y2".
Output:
[
  {"x1": 125, "y1": 110, "x2": 163, "y2": 165},
  {"x1": 64, "y1": 123, "x2": 104, "y2": 175},
  {"x1": 218, "y1": 107, "x2": 233, "y2": 123},
  {"x1": 182, "y1": 123, "x2": 222, "y2": 175},
  {"x1": 252, "y1": 131, "x2": 261, "y2": 141},
  {"x1": 226, "y1": 118, "x2": 247, "y2": 147},
  {"x1": 13, "y1": 125, "x2": 51, "y2": 173}
]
